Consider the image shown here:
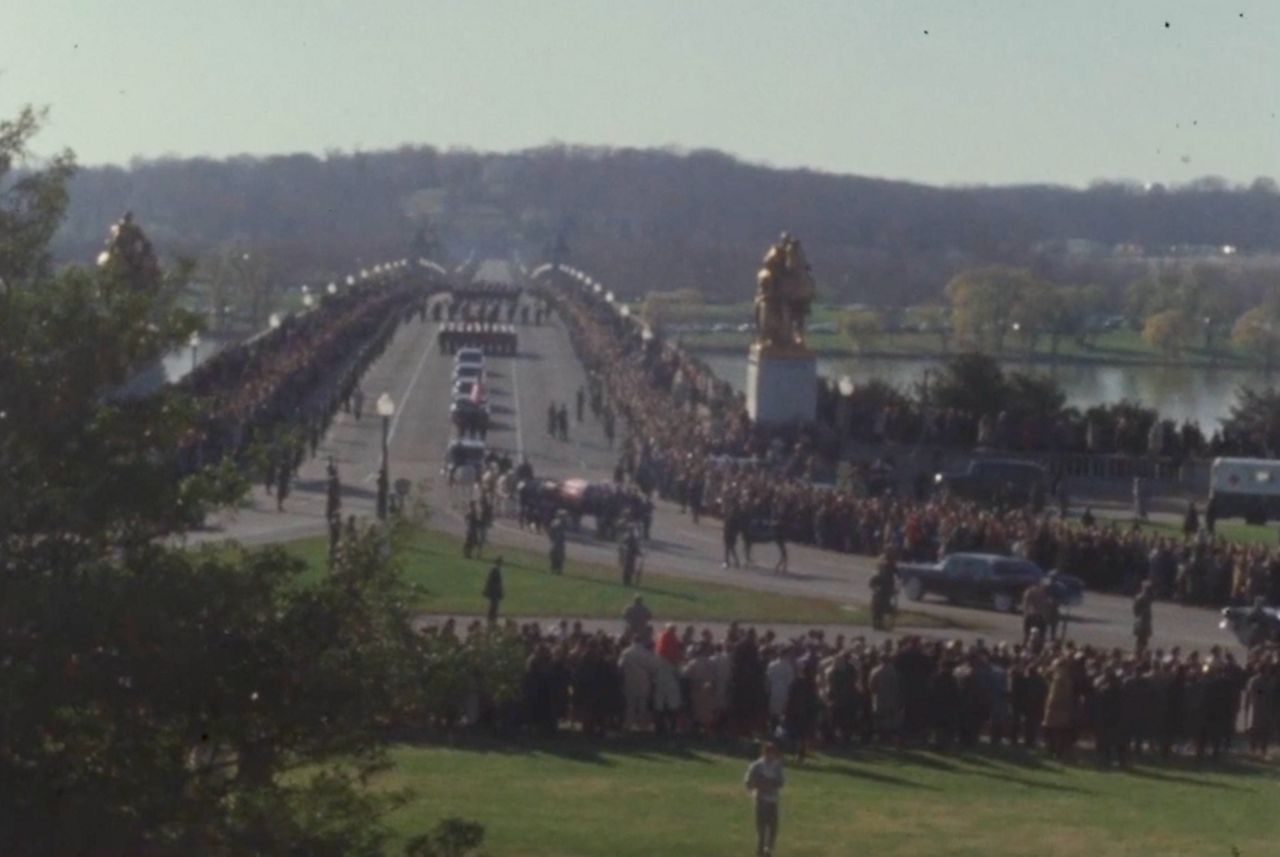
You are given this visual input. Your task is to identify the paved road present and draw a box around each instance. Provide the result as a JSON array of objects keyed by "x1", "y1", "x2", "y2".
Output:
[{"x1": 199, "y1": 264, "x2": 1238, "y2": 655}]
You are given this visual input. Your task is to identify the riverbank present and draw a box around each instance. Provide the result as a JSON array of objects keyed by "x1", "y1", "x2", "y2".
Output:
[{"x1": 680, "y1": 330, "x2": 1269, "y2": 371}]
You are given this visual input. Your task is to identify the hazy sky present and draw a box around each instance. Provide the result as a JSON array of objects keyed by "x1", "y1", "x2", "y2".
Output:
[{"x1": 2, "y1": 0, "x2": 1277, "y2": 186}]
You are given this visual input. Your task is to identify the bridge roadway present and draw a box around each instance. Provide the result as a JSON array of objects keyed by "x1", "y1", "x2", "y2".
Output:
[{"x1": 200, "y1": 279, "x2": 1237, "y2": 654}]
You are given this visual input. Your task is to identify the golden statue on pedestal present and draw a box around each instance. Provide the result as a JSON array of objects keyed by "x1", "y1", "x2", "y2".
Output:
[{"x1": 753, "y1": 232, "x2": 815, "y2": 355}]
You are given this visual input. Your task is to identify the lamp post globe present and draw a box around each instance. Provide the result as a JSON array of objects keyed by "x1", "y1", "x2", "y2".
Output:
[{"x1": 375, "y1": 393, "x2": 396, "y2": 519}]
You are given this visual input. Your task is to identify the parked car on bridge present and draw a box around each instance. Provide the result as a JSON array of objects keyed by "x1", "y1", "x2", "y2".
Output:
[
  {"x1": 898, "y1": 553, "x2": 1084, "y2": 614},
  {"x1": 934, "y1": 458, "x2": 1047, "y2": 511}
]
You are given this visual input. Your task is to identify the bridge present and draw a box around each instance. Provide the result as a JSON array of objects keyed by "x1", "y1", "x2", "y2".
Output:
[{"x1": 194, "y1": 259, "x2": 1234, "y2": 653}]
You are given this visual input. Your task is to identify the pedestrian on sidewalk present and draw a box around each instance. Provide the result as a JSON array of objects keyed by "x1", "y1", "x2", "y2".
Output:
[
  {"x1": 744, "y1": 742, "x2": 785, "y2": 857},
  {"x1": 351, "y1": 387, "x2": 364, "y2": 420},
  {"x1": 483, "y1": 557, "x2": 505, "y2": 623}
]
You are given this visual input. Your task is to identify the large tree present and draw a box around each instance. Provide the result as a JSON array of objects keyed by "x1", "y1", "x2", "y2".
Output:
[{"x1": 0, "y1": 108, "x2": 429, "y2": 855}]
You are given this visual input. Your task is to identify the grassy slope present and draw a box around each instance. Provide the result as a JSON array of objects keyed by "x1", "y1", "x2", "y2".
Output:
[
  {"x1": 288, "y1": 529, "x2": 956, "y2": 629},
  {"x1": 380, "y1": 738, "x2": 1279, "y2": 857}
]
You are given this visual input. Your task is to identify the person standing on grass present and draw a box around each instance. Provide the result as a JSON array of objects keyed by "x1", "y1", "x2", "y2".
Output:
[
  {"x1": 483, "y1": 557, "x2": 504, "y2": 623},
  {"x1": 744, "y1": 742, "x2": 785, "y2": 857},
  {"x1": 464, "y1": 502, "x2": 482, "y2": 559}
]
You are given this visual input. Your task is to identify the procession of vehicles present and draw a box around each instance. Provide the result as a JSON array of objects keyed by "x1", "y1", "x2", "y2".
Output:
[{"x1": 898, "y1": 552, "x2": 1085, "y2": 614}]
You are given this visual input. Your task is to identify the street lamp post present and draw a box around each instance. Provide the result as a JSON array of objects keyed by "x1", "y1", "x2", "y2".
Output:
[{"x1": 375, "y1": 393, "x2": 396, "y2": 519}]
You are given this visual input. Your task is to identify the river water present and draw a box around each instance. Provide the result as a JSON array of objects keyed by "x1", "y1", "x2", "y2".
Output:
[{"x1": 696, "y1": 352, "x2": 1275, "y2": 429}]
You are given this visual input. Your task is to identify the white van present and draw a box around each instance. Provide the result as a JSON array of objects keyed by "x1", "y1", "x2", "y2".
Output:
[{"x1": 1208, "y1": 457, "x2": 1280, "y2": 524}]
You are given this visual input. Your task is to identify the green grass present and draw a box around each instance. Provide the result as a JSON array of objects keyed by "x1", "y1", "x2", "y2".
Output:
[
  {"x1": 1121, "y1": 518, "x2": 1280, "y2": 548},
  {"x1": 286, "y1": 528, "x2": 958, "y2": 629},
  {"x1": 377, "y1": 736, "x2": 1280, "y2": 857}
]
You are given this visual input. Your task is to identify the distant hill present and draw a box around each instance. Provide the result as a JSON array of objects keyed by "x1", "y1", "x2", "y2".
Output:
[{"x1": 55, "y1": 145, "x2": 1280, "y2": 305}]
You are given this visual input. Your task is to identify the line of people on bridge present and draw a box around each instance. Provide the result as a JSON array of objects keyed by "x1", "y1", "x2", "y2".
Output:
[{"x1": 177, "y1": 278, "x2": 431, "y2": 507}]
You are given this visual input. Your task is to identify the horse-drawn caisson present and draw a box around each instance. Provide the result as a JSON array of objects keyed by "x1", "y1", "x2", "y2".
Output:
[{"x1": 517, "y1": 477, "x2": 648, "y2": 539}]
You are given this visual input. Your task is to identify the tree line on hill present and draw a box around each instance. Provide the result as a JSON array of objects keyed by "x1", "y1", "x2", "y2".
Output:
[{"x1": 47, "y1": 143, "x2": 1280, "y2": 328}]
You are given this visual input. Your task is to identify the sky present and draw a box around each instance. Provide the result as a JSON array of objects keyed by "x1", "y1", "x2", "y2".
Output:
[{"x1": 2, "y1": 0, "x2": 1277, "y2": 187}]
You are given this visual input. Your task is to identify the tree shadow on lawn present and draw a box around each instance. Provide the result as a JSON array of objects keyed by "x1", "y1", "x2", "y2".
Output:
[
  {"x1": 825, "y1": 746, "x2": 1091, "y2": 794},
  {"x1": 447, "y1": 732, "x2": 721, "y2": 768},
  {"x1": 1118, "y1": 759, "x2": 1267, "y2": 791},
  {"x1": 801, "y1": 759, "x2": 935, "y2": 790}
]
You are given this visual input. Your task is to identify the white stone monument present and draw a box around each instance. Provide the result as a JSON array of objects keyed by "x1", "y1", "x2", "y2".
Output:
[{"x1": 745, "y1": 233, "x2": 818, "y2": 426}]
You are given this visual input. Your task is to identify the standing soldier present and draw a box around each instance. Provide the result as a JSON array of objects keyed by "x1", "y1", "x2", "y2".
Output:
[
  {"x1": 548, "y1": 511, "x2": 567, "y2": 574},
  {"x1": 483, "y1": 557, "x2": 505, "y2": 623},
  {"x1": 558, "y1": 403, "x2": 570, "y2": 441},
  {"x1": 547, "y1": 402, "x2": 558, "y2": 438},
  {"x1": 619, "y1": 525, "x2": 642, "y2": 586},
  {"x1": 1133, "y1": 580, "x2": 1155, "y2": 655},
  {"x1": 351, "y1": 387, "x2": 365, "y2": 421},
  {"x1": 464, "y1": 501, "x2": 482, "y2": 559}
]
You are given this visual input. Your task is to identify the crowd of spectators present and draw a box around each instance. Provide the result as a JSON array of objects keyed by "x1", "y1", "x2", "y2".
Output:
[
  {"x1": 424, "y1": 615, "x2": 1280, "y2": 763},
  {"x1": 541, "y1": 279, "x2": 1280, "y2": 610},
  {"x1": 175, "y1": 277, "x2": 434, "y2": 479}
]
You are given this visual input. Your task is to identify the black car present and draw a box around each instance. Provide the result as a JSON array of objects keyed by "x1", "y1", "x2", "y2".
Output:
[
  {"x1": 899, "y1": 553, "x2": 1084, "y2": 614},
  {"x1": 935, "y1": 458, "x2": 1047, "y2": 511}
]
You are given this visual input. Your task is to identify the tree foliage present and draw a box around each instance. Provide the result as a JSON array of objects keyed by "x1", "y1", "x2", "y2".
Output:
[
  {"x1": 1141, "y1": 308, "x2": 1195, "y2": 358},
  {"x1": 1231, "y1": 303, "x2": 1280, "y2": 369},
  {"x1": 944, "y1": 266, "x2": 1049, "y2": 352},
  {"x1": 0, "y1": 107, "x2": 429, "y2": 855},
  {"x1": 838, "y1": 308, "x2": 885, "y2": 353},
  {"x1": 928, "y1": 352, "x2": 1066, "y2": 420},
  {"x1": 1224, "y1": 387, "x2": 1280, "y2": 455},
  {"x1": 0, "y1": 106, "x2": 75, "y2": 288}
]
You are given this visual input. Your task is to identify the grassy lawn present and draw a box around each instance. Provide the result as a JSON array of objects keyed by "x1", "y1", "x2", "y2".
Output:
[
  {"x1": 1122, "y1": 518, "x2": 1280, "y2": 548},
  {"x1": 287, "y1": 528, "x2": 958, "y2": 629},
  {"x1": 377, "y1": 736, "x2": 1279, "y2": 857}
]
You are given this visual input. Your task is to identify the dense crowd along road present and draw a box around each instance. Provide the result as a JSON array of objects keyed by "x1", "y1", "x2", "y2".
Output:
[{"x1": 201, "y1": 261, "x2": 1262, "y2": 656}]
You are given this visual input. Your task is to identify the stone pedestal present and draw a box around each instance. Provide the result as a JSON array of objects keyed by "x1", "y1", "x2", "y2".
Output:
[{"x1": 746, "y1": 345, "x2": 817, "y2": 426}]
